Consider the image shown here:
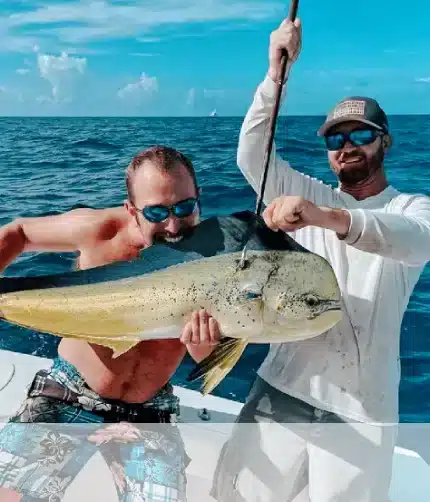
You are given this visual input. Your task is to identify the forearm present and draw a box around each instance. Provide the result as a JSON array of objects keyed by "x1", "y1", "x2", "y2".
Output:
[
  {"x1": 341, "y1": 209, "x2": 430, "y2": 266},
  {"x1": 317, "y1": 200, "x2": 430, "y2": 266},
  {"x1": 238, "y1": 74, "x2": 335, "y2": 207},
  {"x1": 237, "y1": 73, "x2": 289, "y2": 202},
  {"x1": 0, "y1": 221, "x2": 26, "y2": 273}
]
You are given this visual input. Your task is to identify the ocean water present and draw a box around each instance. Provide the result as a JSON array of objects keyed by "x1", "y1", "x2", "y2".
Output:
[{"x1": 0, "y1": 115, "x2": 429, "y2": 422}]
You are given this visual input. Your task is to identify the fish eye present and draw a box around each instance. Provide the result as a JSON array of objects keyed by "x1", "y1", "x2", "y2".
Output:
[
  {"x1": 246, "y1": 292, "x2": 261, "y2": 300},
  {"x1": 304, "y1": 294, "x2": 319, "y2": 307}
]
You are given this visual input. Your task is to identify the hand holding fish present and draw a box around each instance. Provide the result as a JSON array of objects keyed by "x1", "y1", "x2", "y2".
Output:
[
  {"x1": 181, "y1": 310, "x2": 221, "y2": 364},
  {"x1": 269, "y1": 17, "x2": 302, "y2": 83},
  {"x1": 263, "y1": 196, "x2": 351, "y2": 237},
  {"x1": 180, "y1": 310, "x2": 221, "y2": 346}
]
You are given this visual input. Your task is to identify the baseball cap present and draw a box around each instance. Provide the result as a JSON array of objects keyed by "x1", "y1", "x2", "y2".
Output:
[{"x1": 317, "y1": 97, "x2": 389, "y2": 137}]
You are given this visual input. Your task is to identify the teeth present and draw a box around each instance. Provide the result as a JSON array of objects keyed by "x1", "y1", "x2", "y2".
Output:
[
  {"x1": 164, "y1": 236, "x2": 183, "y2": 243},
  {"x1": 343, "y1": 158, "x2": 362, "y2": 164}
]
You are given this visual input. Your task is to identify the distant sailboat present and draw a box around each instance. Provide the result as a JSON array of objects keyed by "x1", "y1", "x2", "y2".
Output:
[{"x1": 210, "y1": 109, "x2": 217, "y2": 117}]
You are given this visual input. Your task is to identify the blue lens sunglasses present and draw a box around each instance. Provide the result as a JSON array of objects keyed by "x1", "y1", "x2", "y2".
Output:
[
  {"x1": 325, "y1": 128, "x2": 385, "y2": 151},
  {"x1": 134, "y1": 196, "x2": 200, "y2": 223}
]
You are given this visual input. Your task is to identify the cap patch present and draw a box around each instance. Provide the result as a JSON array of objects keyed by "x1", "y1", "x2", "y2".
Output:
[{"x1": 332, "y1": 100, "x2": 366, "y2": 118}]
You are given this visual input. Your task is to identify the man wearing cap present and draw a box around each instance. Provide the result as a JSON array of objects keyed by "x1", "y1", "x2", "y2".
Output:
[{"x1": 211, "y1": 16, "x2": 430, "y2": 502}]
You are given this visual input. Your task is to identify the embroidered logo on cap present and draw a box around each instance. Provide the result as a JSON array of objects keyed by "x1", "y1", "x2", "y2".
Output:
[{"x1": 332, "y1": 100, "x2": 366, "y2": 118}]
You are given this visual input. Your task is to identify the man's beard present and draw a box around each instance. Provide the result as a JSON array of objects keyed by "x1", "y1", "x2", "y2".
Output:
[
  {"x1": 153, "y1": 226, "x2": 194, "y2": 244},
  {"x1": 337, "y1": 147, "x2": 384, "y2": 185}
]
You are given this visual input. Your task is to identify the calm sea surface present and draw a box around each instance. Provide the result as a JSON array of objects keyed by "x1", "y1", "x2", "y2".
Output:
[{"x1": 0, "y1": 115, "x2": 429, "y2": 422}]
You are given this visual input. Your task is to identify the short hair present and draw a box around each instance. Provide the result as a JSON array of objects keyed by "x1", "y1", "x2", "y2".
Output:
[{"x1": 125, "y1": 145, "x2": 198, "y2": 203}]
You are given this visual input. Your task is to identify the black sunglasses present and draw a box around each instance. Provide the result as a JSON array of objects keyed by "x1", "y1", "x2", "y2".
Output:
[
  {"x1": 135, "y1": 197, "x2": 200, "y2": 223},
  {"x1": 325, "y1": 128, "x2": 384, "y2": 151}
]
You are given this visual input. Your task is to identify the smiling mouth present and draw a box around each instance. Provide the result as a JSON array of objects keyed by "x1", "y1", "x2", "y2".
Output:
[
  {"x1": 163, "y1": 235, "x2": 184, "y2": 243},
  {"x1": 154, "y1": 233, "x2": 185, "y2": 244},
  {"x1": 341, "y1": 157, "x2": 363, "y2": 165}
]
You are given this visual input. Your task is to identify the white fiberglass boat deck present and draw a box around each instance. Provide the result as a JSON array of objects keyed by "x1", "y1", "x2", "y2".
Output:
[{"x1": 0, "y1": 349, "x2": 429, "y2": 501}]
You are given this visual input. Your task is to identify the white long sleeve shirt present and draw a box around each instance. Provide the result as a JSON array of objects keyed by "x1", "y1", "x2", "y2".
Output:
[{"x1": 238, "y1": 75, "x2": 430, "y2": 423}]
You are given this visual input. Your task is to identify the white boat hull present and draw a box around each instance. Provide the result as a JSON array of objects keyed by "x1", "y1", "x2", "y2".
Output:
[{"x1": 0, "y1": 349, "x2": 429, "y2": 501}]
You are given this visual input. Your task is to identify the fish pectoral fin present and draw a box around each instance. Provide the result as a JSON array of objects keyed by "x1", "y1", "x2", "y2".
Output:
[{"x1": 186, "y1": 337, "x2": 248, "y2": 395}]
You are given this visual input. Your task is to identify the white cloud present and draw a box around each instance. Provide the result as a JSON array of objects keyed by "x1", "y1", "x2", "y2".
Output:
[
  {"x1": 129, "y1": 52, "x2": 159, "y2": 57},
  {"x1": 3, "y1": 1, "x2": 283, "y2": 49},
  {"x1": 117, "y1": 72, "x2": 158, "y2": 99},
  {"x1": 186, "y1": 87, "x2": 195, "y2": 106},
  {"x1": 184, "y1": 86, "x2": 225, "y2": 113},
  {"x1": 137, "y1": 37, "x2": 162, "y2": 43},
  {"x1": 0, "y1": 32, "x2": 39, "y2": 54},
  {"x1": 16, "y1": 68, "x2": 30, "y2": 75},
  {"x1": 0, "y1": 85, "x2": 24, "y2": 102},
  {"x1": 36, "y1": 50, "x2": 87, "y2": 102},
  {"x1": 384, "y1": 49, "x2": 417, "y2": 55},
  {"x1": 203, "y1": 88, "x2": 225, "y2": 99},
  {"x1": 415, "y1": 77, "x2": 430, "y2": 83}
]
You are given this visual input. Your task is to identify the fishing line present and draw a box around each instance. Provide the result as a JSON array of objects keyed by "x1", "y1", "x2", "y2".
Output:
[{"x1": 238, "y1": 0, "x2": 299, "y2": 269}]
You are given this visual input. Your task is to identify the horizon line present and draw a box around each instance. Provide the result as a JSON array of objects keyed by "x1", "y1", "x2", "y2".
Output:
[{"x1": 1, "y1": 113, "x2": 430, "y2": 119}]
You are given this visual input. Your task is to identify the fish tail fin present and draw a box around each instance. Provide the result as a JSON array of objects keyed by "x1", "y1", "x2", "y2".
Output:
[{"x1": 186, "y1": 337, "x2": 248, "y2": 395}]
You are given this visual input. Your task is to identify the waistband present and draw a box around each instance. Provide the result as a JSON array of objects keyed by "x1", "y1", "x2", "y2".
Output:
[{"x1": 28, "y1": 356, "x2": 180, "y2": 423}]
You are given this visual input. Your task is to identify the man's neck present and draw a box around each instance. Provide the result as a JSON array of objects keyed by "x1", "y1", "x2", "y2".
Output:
[
  {"x1": 339, "y1": 174, "x2": 389, "y2": 201},
  {"x1": 124, "y1": 218, "x2": 149, "y2": 251}
]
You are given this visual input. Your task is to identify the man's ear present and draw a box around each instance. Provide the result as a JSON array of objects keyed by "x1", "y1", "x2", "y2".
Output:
[
  {"x1": 124, "y1": 199, "x2": 136, "y2": 215},
  {"x1": 382, "y1": 134, "x2": 393, "y2": 151}
]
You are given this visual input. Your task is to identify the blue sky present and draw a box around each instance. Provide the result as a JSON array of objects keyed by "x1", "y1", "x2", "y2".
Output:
[{"x1": 0, "y1": 0, "x2": 429, "y2": 116}]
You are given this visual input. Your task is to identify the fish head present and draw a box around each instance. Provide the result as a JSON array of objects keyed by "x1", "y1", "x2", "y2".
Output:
[
  {"x1": 206, "y1": 253, "x2": 277, "y2": 337},
  {"x1": 257, "y1": 250, "x2": 343, "y2": 340}
]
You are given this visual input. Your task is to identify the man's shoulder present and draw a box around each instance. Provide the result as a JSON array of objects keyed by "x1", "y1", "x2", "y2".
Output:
[
  {"x1": 71, "y1": 206, "x2": 125, "y2": 220},
  {"x1": 69, "y1": 206, "x2": 127, "y2": 240},
  {"x1": 389, "y1": 188, "x2": 430, "y2": 213}
]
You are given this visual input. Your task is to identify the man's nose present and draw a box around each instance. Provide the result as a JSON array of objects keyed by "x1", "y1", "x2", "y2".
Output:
[
  {"x1": 342, "y1": 140, "x2": 355, "y2": 151},
  {"x1": 164, "y1": 215, "x2": 181, "y2": 234}
]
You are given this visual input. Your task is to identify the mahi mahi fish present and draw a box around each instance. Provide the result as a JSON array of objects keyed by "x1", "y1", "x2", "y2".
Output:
[{"x1": 0, "y1": 210, "x2": 342, "y2": 394}]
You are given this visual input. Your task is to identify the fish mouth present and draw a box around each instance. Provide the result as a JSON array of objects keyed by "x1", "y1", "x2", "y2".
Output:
[
  {"x1": 308, "y1": 300, "x2": 342, "y2": 319},
  {"x1": 321, "y1": 300, "x2": 342, "y2": 313},
  {"x1": 260, "y1": 305, "x2": 342, "y2": 342},
  {"x1": 262, "y1": 299, "x2": 343, "y2": 329}
]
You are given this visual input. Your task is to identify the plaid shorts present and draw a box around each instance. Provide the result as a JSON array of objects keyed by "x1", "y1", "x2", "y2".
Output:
[{"x1": 0, "y1": 356, "x2": 190, "y2": 501}]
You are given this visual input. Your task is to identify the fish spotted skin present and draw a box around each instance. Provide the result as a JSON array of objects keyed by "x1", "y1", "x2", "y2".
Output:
[{"x1": 0, "y1": 211, "x2": 342, "y2": 393}]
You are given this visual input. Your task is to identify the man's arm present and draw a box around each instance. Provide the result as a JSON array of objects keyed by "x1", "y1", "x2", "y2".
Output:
[
  {"x1": 338, "y1": 195, "x2": 430, "y2": 267},
  {"x1": 264, "y1": 194, "x2": 430, "y2": 267},
  {"x1": 237, "y1": 18, "x2": 335, "y2": 208},
  {"x1": 0, "y1": 208, "x2": 108, "y2": 272}
]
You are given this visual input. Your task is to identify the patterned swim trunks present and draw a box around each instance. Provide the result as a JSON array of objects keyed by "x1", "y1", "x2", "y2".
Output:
[{"x1": 0, "y1": 356, "x2": 190, "y2": 501}]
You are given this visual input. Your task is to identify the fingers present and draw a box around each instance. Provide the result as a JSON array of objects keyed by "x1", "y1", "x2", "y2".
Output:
[
  {"x1": 263, "y1": 197, "x2": 306, "y2": 233},
  {"x1": 274, "y1": 17, "x2": 302, "y2": 59},
  {"x1": 280, "y1": 17, "x2": 301, "y2": 31},
  {"x1": 209, "y1": 316, "x2": 221, "y2": 345},
  {"x1": 272, "y1": 200, "x2": 300, "y2": 225},
  {"x1": 263, "y1": 200, "x2": 299, "y2": 230},
  {"x1": 181, "y1": 310, "x2": 221, "y2": 345},
  {"x1": 262, "y1": 202, "x2": 277, "y2": 231},
  {"x1": 180, "y1": 319, "x2": 192, "y2": 345},
  {"x1": 87, "y1": 423, "x2": 141, "y2": 445},
  {"x1": 191, "y1": 310, "x2": 206, "y2": 345}
]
